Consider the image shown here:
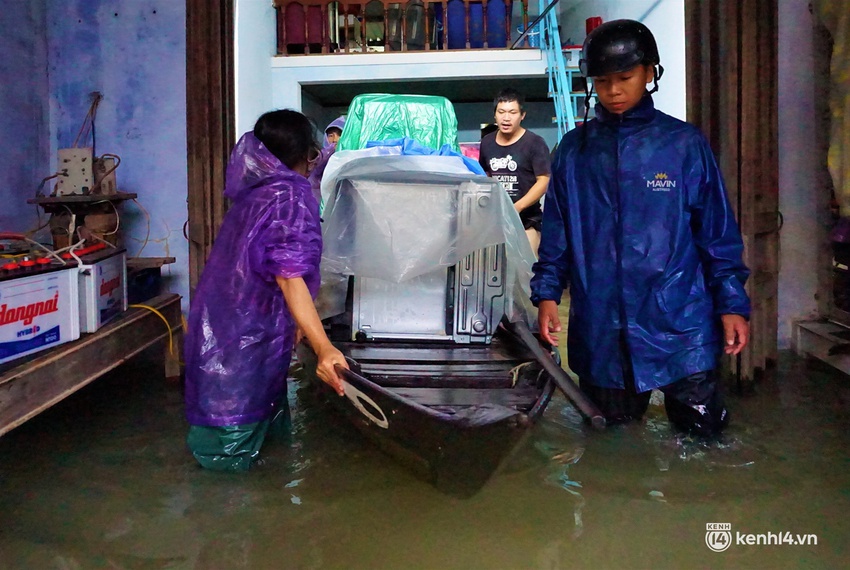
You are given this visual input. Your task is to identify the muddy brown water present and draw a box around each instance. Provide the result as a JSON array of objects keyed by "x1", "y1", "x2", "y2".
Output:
[{"x1": 1, "y1": 338, "x2": 848, "y2": 568}]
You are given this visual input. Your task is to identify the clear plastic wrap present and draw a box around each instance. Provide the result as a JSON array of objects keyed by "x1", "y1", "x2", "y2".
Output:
[{"x1": 316, "y1": 147, "x2": 538, "y2": 327}]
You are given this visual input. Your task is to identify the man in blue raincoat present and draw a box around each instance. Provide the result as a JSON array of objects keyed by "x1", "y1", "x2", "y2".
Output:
[
  {"x1": 183, "y1": 110, "x2": 347, "y2": 471},
  {"x1": 531, "y1": 20, "x2": 750, "y2": 436}
]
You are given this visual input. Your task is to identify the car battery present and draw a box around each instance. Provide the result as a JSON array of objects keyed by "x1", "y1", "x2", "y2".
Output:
[
  {"x1": 77, "y1": 247, "x2": 128, "y2": 333},
  {"x1": 0, "y1": 259, "x2": 80, "y2": 365}
]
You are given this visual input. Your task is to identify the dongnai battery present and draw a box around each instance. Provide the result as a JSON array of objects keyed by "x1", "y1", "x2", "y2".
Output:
[
  {"x1": 0, "y1": 260, "x2": 80, "y2": 365},
  {"x1": 77, "y1": 247, "x2": 127, "y2": 333}
]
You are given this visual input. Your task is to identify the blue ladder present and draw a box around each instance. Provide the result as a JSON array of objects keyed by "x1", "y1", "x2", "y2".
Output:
[
  {"x1": 512, "y1": 0, "x2": 586, "y2": 140},
  {"x1": 540, "y1": 0, "x2": 572, "y2": 139}
]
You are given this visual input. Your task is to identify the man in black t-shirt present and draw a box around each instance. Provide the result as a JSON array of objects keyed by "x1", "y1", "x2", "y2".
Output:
[{"x1": 479, "y1": 88, "x2": 551, "y2": 256}]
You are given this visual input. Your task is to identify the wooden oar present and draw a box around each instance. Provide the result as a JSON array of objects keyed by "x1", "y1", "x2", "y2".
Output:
[{"x1": 501, "y1": 321, "x2": 606, "y2": 430}]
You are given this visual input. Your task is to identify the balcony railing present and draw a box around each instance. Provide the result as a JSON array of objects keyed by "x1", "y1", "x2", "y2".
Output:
[{"x1": 274, "y1": 0, "x2": 533, "y2": 55}]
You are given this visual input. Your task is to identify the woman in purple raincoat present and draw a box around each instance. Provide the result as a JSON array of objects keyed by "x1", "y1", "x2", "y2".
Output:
[{"x1": 183, "y1": 110, "x2": 347, "y2": 471}]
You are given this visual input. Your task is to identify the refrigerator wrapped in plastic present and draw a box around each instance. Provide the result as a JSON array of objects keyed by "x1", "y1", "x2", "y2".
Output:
[{"x1": 317, "y1": 146, "x2": 538, "y2": 343}]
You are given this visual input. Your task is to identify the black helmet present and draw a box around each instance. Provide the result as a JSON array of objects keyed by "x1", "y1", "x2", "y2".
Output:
[{"x1": 579, "y1": 19, "x2": 661, "y2": 78}]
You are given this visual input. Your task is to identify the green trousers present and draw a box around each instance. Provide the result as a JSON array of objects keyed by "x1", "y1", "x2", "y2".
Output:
[{"x1": 187, "y1": 402, "x2": 291, "y2": 472}]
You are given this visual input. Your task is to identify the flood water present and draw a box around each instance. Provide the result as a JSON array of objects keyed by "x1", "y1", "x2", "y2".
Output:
[{"x1": 1, "y1": 342, "x2": 848, "y2": 569}]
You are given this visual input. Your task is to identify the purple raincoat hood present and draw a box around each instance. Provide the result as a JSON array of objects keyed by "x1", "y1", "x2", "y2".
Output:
[
  {"x1": 225, "y1": 132, "x2": 307, "y2": 202},
  {"x1": 323, "y1": 116, "x2": 346, "y2": 147}
]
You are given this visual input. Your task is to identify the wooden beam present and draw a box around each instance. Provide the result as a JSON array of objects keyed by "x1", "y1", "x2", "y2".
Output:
[
  {"x1": 0, "y1": 294, "x2": 183, "y2": 437},
  {"x1": 186, "y1": 0, "x2": 234, "y2": 299},
  {"x1": 390, "y1": 387, "x2": 541, "y2": 406},
  {"x1": 685, "y1": 0, "x2": 779, "y2": 384}
]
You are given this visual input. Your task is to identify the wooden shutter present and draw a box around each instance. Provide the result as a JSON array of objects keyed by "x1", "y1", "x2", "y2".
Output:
[
  {"x1": 186, "y1": 0, "x2": 235, "y2": 297},
  {"x1": 685, "y1": 0, "x2": 779, "y2": 387}
]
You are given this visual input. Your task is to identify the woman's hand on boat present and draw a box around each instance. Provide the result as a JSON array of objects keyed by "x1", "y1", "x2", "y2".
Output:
[
  {"x1": 275, "y1": 275, "x2": 347, "y2": 396},
  {"x1": 315, "y1": 343, "x2": 347, "y2": 396},
  {"x1": 537, "y1": 299, "x2": 562, "y2": 346}
]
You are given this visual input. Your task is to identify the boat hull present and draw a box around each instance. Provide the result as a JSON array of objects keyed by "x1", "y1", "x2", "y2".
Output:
[{"x1": 296, "y1": 335, "x2": 555, "y2": 496}]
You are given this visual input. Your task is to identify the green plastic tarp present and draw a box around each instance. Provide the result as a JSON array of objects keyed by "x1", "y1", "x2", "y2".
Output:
[{"x1": 337, "y1": 93, "x2": 460, "y2": 152}]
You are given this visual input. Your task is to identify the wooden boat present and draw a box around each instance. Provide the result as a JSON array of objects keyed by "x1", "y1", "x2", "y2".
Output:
[
  {"x1": 296, "y1": 328, "x2": 557, "y2": 497},
  {"x1": 299, "y1": 107, "x2": 605, "y2": 494}
]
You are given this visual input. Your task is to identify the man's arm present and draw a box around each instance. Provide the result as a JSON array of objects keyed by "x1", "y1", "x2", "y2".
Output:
[
  {"x1": 721, "y1": 314, "x2": 748, "y2": 355},
  {"x1": 514, "y1": 174, "x2": 550, "y2": 213},
  {"x1": 689, "y1": 136, "x2": 751, "y2": 353},
  {"x1": 478, "y1": 142, "x2": 490, "y2": 174},
  {"x1": 537, "y1": 299, "x2": 562, "y2": 346},
  {"x1": 530, "y1": 165, "x2": 569, "y2": 305},
  {"x1": 532, "y1": 174, "x2": 568, "y2": 342},
  {"x1": 690, "y1": 136, "x2": 751, "y2": 318}
]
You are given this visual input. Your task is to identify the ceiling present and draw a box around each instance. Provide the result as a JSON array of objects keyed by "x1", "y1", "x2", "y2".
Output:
[{"x1": 300, "y1": 76, "x2": 551, "y2": 108}]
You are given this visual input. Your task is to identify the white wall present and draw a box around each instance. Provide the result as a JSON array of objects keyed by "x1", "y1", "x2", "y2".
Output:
[
  {"x1": 270, "y1": 50, "x2": 548, "y2": 111},
  {"x1": 258, "y1": 2, "x2": 685, "y2": 128},
  {"x1": 268, "y1": 49, "x2": 554, "y2": 149},
  {"x1": 777, "y1": 0, "x2": 822, "y2": 347},
  {"x1": 559, "y1": 0, "x2": 686, "y2": 120},
  {"x1": 233, "y1": 0, "x2": 688, "y2": 146},
  {"x1": 234, "y1": 0, "x2": 276, "y2": 138}
]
